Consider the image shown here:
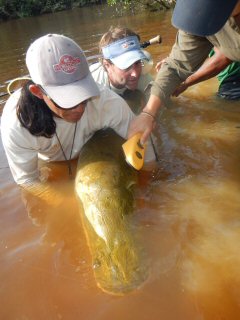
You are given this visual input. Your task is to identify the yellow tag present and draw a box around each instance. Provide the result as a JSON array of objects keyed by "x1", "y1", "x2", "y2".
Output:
[{"x1": 122, "y1": 133, "x2": 145, "y2": 170}]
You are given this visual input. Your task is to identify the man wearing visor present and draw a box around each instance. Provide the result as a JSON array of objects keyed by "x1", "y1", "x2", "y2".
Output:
[
  {"x1": 90, "y1": 26, "x2": 153, "y2": 100},
  {"x1": 129, "y1": 0, "x2": 240, "y2": 144}
]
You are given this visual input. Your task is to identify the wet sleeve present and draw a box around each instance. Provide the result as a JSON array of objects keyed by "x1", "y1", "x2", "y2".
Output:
[
  {"x1": 151, "y1": 30, "x2": 213, "y2": 105},
  {"x1": 2, "y1": 128, "x2": 39, "y2": 185}
]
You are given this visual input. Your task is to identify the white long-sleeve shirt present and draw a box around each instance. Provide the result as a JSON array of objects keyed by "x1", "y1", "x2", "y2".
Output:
[{"x1": 1, "y1": 85, "x2": 135, "y2": 185}]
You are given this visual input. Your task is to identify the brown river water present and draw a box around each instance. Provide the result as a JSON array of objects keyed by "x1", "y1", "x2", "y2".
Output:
[{"x1": 1, "y1": 5, "x2": 240, "y2": 320}]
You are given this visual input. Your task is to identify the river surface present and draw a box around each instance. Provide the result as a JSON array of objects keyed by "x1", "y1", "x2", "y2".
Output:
[{"x1": 1, "y1": 5, "x2": 240, "y2": 320}]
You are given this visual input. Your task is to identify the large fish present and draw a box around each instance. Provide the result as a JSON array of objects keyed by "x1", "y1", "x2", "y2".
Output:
[
  {"x1": 19, "y1": 90, "x2": 149, "y2": 294},
  {"x1": 75, "y1": 128, "x2": 148, "y2": 295}
]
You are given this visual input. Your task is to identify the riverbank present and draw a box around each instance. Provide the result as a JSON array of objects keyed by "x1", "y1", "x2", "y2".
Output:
[
  {"x1": 0, "y1": 0, "x2": 175, "y2": 22},
  {"x1": 0, "y1": 0, "x2": 104, "y2": 22}
]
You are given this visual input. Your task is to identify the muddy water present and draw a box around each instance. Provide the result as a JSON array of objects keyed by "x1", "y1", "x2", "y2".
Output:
[{"x1": 1, "y1": 5, "x2": 240, "y2": 320}]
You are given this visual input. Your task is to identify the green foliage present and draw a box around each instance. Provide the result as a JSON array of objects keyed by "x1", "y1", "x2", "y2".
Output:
[
  {"x1": 0, "y1": 0, "x2": 101, "y2": 20},
  {"x1": 18, "y1": 0, "x2": 43, "y2": 17},
  {"x1": 76, "y1": 0, "x2": 102, "y2": 7},
  {"x1": 0, "y1": 0, "x2": 174, "y2": 21},
  {"x1": 107, "y1": 0, "x2": 176, "y2": 11},
  {"x1": 42, "y1": 0, "x2": 73, "y2": 13},
  {"x1": 107, "y1": 0, "x2": 129, "y2": 7}
]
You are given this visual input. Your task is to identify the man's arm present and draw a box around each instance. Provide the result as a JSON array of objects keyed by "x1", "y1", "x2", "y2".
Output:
[
  {"x1": 129, "y1": 30, "x2": 213, "y2": 144},
  {"x1": 173, "y1": 47, "x2": 232, "y2": 97}
]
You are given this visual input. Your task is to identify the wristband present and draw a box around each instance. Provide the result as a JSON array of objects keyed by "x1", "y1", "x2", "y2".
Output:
[{"x1": 141, "y1": 111, "x2": 156, "y2": 121}]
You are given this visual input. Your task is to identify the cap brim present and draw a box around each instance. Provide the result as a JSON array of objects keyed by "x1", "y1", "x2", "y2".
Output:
[
  {"x1": 42, "y1": 73, "x2": 100, "y2": 109},
  {"x1": 172, "y1": 0, "x2": 238, "y2": 36},
  {"x1": 111, "y1": 50, "x2": 146, "y2": 70}
]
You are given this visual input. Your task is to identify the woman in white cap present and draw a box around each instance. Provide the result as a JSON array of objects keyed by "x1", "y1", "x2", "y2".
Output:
[{"x1": 1, "y1": 33, "x2": 147, "y2": 186}]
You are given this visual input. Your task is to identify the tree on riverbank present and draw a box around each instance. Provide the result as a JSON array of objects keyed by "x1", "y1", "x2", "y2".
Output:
[
  {"x1": 0, "y1": 0, "x2": 175, "y2": 21},
  {"x1": 0, "y1": 0, "x2": 103, "y2": 21},
  {"x1": 107, "y1": 0, "x2": 176, "y2": 12}
]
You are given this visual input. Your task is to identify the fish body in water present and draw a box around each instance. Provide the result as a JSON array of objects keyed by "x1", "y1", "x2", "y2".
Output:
[{"x1": 75, "y1": 128, "x2": 148, "y2": 295}]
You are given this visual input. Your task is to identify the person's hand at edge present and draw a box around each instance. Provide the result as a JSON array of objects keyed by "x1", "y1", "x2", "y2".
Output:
[
  {"x1": 128, "y1": 95, "x2": 162, "y2": 145},
  {"x1": 128, "y1": 113, "x2": 155, "y2": 145},
  {"x1": 172, "y1": 81, "x2": 189, "y2": 97},
  {"x1": 155, "y1": 58, "x2": 167, "y2": 73}
]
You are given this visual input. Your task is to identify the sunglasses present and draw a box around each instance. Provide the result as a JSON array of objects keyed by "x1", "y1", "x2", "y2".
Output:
[{"x1": 39, "y1": 86, "x2": 88, "y2": 110}]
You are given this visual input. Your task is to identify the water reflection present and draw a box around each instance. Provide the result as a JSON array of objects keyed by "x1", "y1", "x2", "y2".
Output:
[{"x1": 19, "y1": 161, "x2": 87, "y2": 265}]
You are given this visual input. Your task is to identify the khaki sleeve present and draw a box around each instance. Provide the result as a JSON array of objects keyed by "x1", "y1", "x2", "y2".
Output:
[{"x1": 151, "y1": 30, "x2": 213, "y2": 105}]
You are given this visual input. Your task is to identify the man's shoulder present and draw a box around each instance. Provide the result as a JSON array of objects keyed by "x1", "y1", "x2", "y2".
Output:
[
  {"x1": 89, "y1": 62, "x2": 109, "y2": 85},
  {"x1": 89, "y1": 61, "x2": 102, "y2": 72},
  {"x1": 207, "y1": 18, "x2": 240, "y2": 61}
]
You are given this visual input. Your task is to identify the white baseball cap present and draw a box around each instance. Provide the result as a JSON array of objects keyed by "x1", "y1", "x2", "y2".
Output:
[
  {"x1": 102, "y1": 36, "x2": 147, "y2": 70},
  {"x1": 26, "y1": 34, "x2": 100, "y2": 109}
]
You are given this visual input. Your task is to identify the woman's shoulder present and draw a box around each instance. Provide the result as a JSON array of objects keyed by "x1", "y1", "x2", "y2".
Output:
[
  {"x1": 2, "y1": 89, "x2": 21, "y2": 111},
  {"x1": 1, "y1": 90, "x2": 21, "y2": 126},
  {"x1": 87, "y1": 85, "x2": 130, "y2": 118}
]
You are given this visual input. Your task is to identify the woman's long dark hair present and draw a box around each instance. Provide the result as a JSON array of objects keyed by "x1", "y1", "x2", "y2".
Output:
[{"x1": 16, "y1": 80, "x2": 56, "y2": 138}]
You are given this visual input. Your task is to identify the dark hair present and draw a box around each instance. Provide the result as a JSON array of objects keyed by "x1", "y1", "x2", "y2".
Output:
[{"x1": 16, "y1": 81, "x2": 56, "y2": 138}]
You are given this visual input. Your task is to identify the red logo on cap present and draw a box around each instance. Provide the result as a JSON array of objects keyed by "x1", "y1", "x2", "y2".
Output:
[
  {"x1": 53, "y1": 55, "x2": 81, "y2": 74},
  {"x1": 122, "y1": 41, "x2": 135, "y2": 49}
]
